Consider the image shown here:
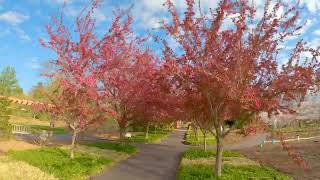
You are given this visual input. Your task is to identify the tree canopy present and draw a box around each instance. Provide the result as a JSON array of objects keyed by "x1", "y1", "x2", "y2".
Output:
[{"x1": 0, "y1": 66, "x2": 23, "y2": 97}]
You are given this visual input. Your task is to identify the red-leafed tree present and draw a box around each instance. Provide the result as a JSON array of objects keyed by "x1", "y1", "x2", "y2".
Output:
[
  {"x1": 162, "y1": 0, "x2": 320, "y2": 176},
  {"x1": 130, "y1": 56, "x2": 184, "y2": 140},
  {"x1": 94, "y1": 10, "x2": 168, "y2": 140},
  {"x1": 41, "y1": 0, "x2": 165, "y2": 142},
  {"x1": 52, "y1": 84, "x2": 106, "y2": 159},
  {"x1": 40, "y1": 0, "x2": 114, "y2": 158}
]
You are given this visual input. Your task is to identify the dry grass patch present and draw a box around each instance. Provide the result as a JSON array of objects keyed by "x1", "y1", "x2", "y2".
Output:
[
  {"x1": 9, "y1": 115, "x2": 66, "y2": 127},
  {"x1": 0, "y1": 140, "x2": 39, "y2": 152},
  {"x1": 0, "y1": 156, "x2": 57, "y2": 180}
]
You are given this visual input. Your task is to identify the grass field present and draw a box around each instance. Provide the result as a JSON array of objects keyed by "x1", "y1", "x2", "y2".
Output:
[
  {"x1": 7, "y1": 148, "x2": 113, "y2": 180},
  {"x1": 9, "y1": 115, "x2": 65, "y2": 127},
  {"x1": 178, "y1": 148, "x2": 292, "y2": 180},
  {"x1": 0, "y1": 156, "x2": 57, "y2": 180},
  {"x1": 30, "y1": 125, "x2": 68, "y2": 135},
  {"x1": 185, "y1": 130, "x2": 216, "y2": 145},
  {"x1": 130, "y1": 130, "x2": 171, "y2": 143},
  {"x1": 85, "y1": 141, "x2": 138, "y2": 154}
]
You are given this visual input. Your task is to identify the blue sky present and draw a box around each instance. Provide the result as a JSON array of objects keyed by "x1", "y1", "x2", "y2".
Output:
[{"x1": 0, "y1": 0, "x2": 319, "y2": 93}]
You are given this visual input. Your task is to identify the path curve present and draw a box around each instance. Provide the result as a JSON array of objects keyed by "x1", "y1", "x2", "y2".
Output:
[
  {"x1": 225, "y1": 133, "x2": 268, "y2": 150},
  {"x1": 90, "y1": 129, "x2": 188, "y2": 180}
]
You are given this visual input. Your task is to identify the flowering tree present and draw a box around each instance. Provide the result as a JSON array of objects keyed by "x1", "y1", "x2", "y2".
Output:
[
  {"x1": 94, "y1": 10, "x2": 169, "y2": 140},
  {"x1": 52, "y1": 85, "x2": 106, "y2": 159},
  {"x1": 41, "y1": 0, "x2": 114, "y2": 158},
  {"x1": 162, "y1": 0, "x2": 320, "y2": 176},
  {"x1": 41, "y1": 0, "x2": 162, "y2": 143}
]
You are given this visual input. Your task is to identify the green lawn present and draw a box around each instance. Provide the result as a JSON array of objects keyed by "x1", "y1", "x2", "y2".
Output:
[
  {"x1": 30, "y1": 125, "x2": 68, "y2": 135},
  {"x1": 7, "y1": 148, "x2": 112, "y2": 180},
  {"x1": 183, "y1": 148, "x2": 243, "y2": 160},
  {"x1": 130, "y1": 130, "x2": 171, "y2": 143},
  {"x1": 178, "y1": 148, "x2": 292, "y2": 180},
  {"x1": 85, "y1": 141, "x2": 138, "y2": 154},
  {"x1": 185, "y1": 130, "x2": 216, "y2": 145},
  {"x1": 278, "y1": 123, "x2": 320, "y2": 133}
]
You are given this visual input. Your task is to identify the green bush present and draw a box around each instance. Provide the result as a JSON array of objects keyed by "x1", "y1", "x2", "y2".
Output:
[
  {"x1": 183, "y1": 148, "x2": 243, "y2": 160},
  {"x1": 178, "y1": 164, "x2": 292, "y2": 180},
  {"x1": 7, "y1": 148, "x2": 111, "y2": 180},
  {"x1": 0, "y1": 97, "x2": 12, "y2": 139},
  {"x1": 85, "y1": 141, "x2": 138, "y2": 154}
]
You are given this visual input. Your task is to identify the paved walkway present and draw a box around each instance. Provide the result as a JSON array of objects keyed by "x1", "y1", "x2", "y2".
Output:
[
  {"x1": 225, "y1": 133, "x2": 268, "y2": 150},
  {"x1": 90, "y1": 129, "x2": 188, "y2": 180},
  {"x1": 16, "y1": 130, "x2": 268, "y2": 180}
]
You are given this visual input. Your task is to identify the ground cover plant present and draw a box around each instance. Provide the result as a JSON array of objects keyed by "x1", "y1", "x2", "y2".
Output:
[
  {"x1": 130, "y1": 129, "x2": 171, "y2": 143},
  {"x1": 85, "y1": 141, "x2": 138, "y2": 154},
  {"x1": 7, "y1": 148, "x2": 112, "y2": 180},
  {"x1": 178, "y1": 148, "x2": 292, "y2": 180},
  {"x1": 185, "y1": 130, "x2": 216, "y2": 146},
  {"x1": 183, "y1": 148, "x2": 243, "y2": 160}
]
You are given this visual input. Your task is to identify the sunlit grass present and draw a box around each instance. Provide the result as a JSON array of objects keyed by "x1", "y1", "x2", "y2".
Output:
[
  {"x1": 185, "y1": 130, "x2": 216, "y2": 145},
  {"x1": 0, "y1": 156, "x2": 57, "y2": 180},
  {"x1": 178, "y1": 148, "x2": 292, "y2": 180},
  {"x1": 7, "y1": 148, "x2": 111, "y2": 180},
  {"x1": 130, "y1": 130, "x2": 171, "y2": 143}
]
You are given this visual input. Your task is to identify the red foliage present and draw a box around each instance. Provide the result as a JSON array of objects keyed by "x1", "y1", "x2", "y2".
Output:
[
  {"x1": 40, "y1": 0, "x2": 114, "y2": 131},
  {"x1": 161, "y1": 0, "x2": 320, "y2": 175},
  {"x1": 277, "y1": 131, "x2": 310, "y2": 171},
  {"x1": 41, "y1": 0, "x2": 179, "y2": 140}
]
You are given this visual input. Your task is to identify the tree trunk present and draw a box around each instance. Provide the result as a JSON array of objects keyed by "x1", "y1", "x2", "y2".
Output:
[
  {"x1": 79, "y1": 131, "x2": 85, "y2": 143},
  {"x1": 119, "y1": 126, "x2": 126, "y2": 141},
  {"x1": 145, "y1": 122, "x2": 150, "y2": 140},
  {"x1": 299, "y1": 120, "x2": 302, "y2": 128},
  {"x1": 273, "y1": 118, "x2": 277, "y2": 129},
  {"x1": 214, "y1": 135, "x2": 223, "y2": 177},
  {"x1": 49, "y1": 119, "x2": 55, "y2": 138},
  {"x1": 70, "y1": 130, "x2": 77, "y2": 159},
  {"x1": 203, "y1": 132, "x2": 207, "y2": 152},
  {"x1": 195, "y1": 128, "x2": 199, "y2": 146}
]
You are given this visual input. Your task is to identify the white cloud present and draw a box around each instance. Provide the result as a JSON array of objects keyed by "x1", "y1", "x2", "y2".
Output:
[
  {"x1": 140, "y1": 0, "x2": 166, "y2": 11},
  {"x1": 93, "y1": 9, "x2": 106, "y2": 23},
  {"x1": 26, "y1": 57, "x2": 42, "y2": 70},
  {"x1": 13, "y1": 27, "x2": 31, "y2": 41},
  {"x1": 0, "y1": 11, "x2": 29, "y2": 25},
  {"x1": 301, "y1": 0, "x2": 320, "y2": 13},
  {"x1": 314, "y1": 29, "x2": 320, "y2": 36},
  {"x1": 64, "y1": 4, "x2": 107, "y2": 23},
  {"x1": 65, "y1": 5, "x2": 81, "y2": 17},
  {"x1": 288, "y1": 18, "x2": 316, "y2": 40},
  {"x1": 135, "y1": 0, "x2": 220, "y2": 30},
  {"x1": 50, "y1": 0, "x2": 73, "y2": 4},
  {"x1": 310, "y1": 38, "x2": 320, "y2": 49},
  {"x1": 0, "y1": 27, "x2": 30, "y2": 42},
  {"x1": 253, "y1": 0, "x2": 320, "y2": 14}
]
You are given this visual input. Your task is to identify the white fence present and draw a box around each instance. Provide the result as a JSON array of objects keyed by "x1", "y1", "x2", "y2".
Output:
[{"x1": 12, "y1": 124, "x2": 31, "y2": 135}]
